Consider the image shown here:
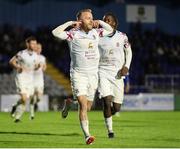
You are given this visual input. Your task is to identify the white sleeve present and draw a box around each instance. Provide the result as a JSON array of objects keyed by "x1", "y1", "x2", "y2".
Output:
[
  {"x1": 97, "y1": 20, "x2": 113, "y2": 36},
  {"x1": 42, "y1": 56, "x2": 46, "y2": 64},
  {"x1": 52, "y1": 21, "x2": 74, "y2": 40},
  {"x1": 124, "y1": 35, "x2": 132, "y2": 69}
]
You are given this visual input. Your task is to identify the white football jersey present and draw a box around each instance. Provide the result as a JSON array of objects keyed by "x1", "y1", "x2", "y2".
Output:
[
  {"x1": 98, "y1": 31, "x2": 132, "y2": 77},
  {"x1": 34, "y1": 54, "x2": 46, "y2": 79},
  {"x1": 67, "y1": 29, "x2": 101, "y2": 72},
  {"x1": 15, "y1": 49, "x2": 38, "y2": 79},
  {"x1": 52, "y1": 20, "x2": 113, "y2": 73}
]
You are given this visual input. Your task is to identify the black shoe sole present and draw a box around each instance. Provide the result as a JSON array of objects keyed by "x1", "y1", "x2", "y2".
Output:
[
  {"x1": 108, "y1": 132, "x2": 114, "y2": 138},
  {"x1": 14, "y1": 119, "x2": 21, "y2": 123}
]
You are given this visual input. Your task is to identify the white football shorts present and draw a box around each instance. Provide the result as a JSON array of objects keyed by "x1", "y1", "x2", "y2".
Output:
[
  {"x1": 70, "y1": 70, "x2": 98, "y2": 101},
  {"x1": 15, "y1": 76, "x2": 34, "y2": 98},
  {"x1": 99, "y1": 76, "x2": 124, "y2": 104},
  {"x1": 34, "y1": 77, "x2": 44, "y2": 94}
]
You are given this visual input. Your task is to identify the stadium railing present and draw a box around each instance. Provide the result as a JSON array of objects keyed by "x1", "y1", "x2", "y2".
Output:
[{"x1": 145, "y1": 74, "x2": 180, "y2": 93}]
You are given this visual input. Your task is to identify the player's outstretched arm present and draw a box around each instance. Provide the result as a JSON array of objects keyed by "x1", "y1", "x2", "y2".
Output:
[
  {"x1": 98, "y1": 20, "x2": 113, "y2": 36},
  {"x1": 52, "y1": 21, "x2": 81, "y2": 40},
  {"x1": 52, "y1": 21, "x2": 74, "y2": 39}
]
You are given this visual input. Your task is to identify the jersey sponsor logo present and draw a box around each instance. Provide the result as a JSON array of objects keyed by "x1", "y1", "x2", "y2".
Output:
[
  {"x1": 109, "y1": 49, "x2": 114, "y2": 55},
  {"x1": 88, "y1": 42, "x2": 93, "y2": 49}
]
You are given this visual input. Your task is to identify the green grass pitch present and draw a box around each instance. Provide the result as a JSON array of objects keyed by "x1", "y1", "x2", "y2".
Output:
[{"x1": 0, "y1": 111, "x2": 180, "y2": 148}]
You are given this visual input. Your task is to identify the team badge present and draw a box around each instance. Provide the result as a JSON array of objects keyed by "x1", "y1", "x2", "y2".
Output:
[
  {"x1": 88, "y1": 42, "x2": 93, "y2": 49},
  {"x1": 109, "y1": 49, "x2": 113, "y2": 55}
]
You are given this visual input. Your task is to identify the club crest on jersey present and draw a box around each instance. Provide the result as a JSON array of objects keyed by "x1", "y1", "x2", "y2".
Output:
[
  {"x1": 109, "y1": 49, "x2": 113, "y2": 55},
  {"x1": 88, "y1": 42, "x2": 93, "y2": 49}
]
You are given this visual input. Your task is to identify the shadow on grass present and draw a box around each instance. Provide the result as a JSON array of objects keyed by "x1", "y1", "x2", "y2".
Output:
[{"x1": 0, "y1": 131, "x2": 80, "y2": 136}]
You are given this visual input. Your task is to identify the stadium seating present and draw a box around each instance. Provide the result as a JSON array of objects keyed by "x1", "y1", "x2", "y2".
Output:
[
  {"x1": 0, "y1": 23, "x2": 179, "y2": 93},
  {"x1": 0, "y1": 74, "x2": 68, "y2": 97}
]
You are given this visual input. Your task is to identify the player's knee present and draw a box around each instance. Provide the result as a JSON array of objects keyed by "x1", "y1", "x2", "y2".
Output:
[
  {"x1": 21, "y1": 99, "x2": 26, "y2": 105},
  {"x1": 102, "y1": 96, "x2": 113, "y2": 118},
  {"x1": 21, "y1": 95, "x2": 28, "y2": 104},
  {"x1": 30, "y1": 98, "x2": 34, "y2": 104},
  {"x1": 78, "y1": 101, "x2": 88, "y2": 111},
  {"x1": 113, "y1": 102, "x2": 121, "y2": 112},
  {"x1": 77, "y1": 96, "x2": 85, "y2": 102},
  {"x1": 102, "y1": 96, "x2": 112, "y2": 109}
]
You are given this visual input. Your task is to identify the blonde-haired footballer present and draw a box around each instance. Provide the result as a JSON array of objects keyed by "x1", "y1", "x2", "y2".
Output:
[
  {"x1": 30, "y1": 42, "x2": 46, "y2": 120},
  {"x1": 52, "y1": 8, "x2": 113, "y2": 145}
]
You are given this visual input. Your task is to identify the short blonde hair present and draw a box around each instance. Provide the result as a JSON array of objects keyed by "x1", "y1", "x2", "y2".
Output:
[{"x1": 76, "y1": 8, "x2": 92, "y2": 20}]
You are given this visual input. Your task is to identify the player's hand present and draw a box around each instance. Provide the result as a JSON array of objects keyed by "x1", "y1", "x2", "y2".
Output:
[
  {"x1": 17, "y1": 65, "x2": 28, "y2": 73},
  {"x1": 15, "y1": 64, "x2": 23, "y2": 73},
  {"x1": 72, "y1": 21, "x2": 82, "y2": 28},
  {"x1": 16, "y1": 66, "x2": 23, "y2": 73},
  {"x1": 117, "y1": 66, "x2": 129, "y2": 77},
  {"x1": 125, "y1": 83, "x2": 130, "y2": 93},
  {"x1": 93, "y1": 20, "x2": 100, "y2": 28},
  {"x1": 34, "y1": 63, "x2": 41, "y2": 70}
]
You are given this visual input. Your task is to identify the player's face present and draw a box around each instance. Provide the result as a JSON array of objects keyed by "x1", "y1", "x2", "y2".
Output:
[
  {"x1": 36, "y1": 44, "x2": 42, "y2": 54},
  {"x1": 103, "y1": 15, "x2": 116, "y2": 30},
  {"x1": 80, "y1": 12, "x2": 93, "y2": 31},
  {"x1": 27, "y1": 40, "x2": 37, "y2": 51}
]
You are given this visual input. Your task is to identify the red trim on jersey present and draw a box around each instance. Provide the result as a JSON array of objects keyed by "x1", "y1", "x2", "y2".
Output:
[
  {"x1": 99, "y1": 28, "x2": 103, "y2": 37},
  {"x1": 124, "y1": 39, "x2": 130, "y2": 48},
  {"x1": 119, "y1": 32, "x2": 126, "y2": 36},
  {"x1": 118, "y1": 31, "x2": 129, "y2": 48},
  {"x1": 66, "y1": 32, "x2": 73, "y2": 40}
]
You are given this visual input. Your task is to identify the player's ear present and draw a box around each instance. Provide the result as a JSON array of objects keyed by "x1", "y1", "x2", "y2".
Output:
[
  {"x1": 112, "y1": 22, "x2": 116, "y2": 29},
  {"x1": 113, "y1": 21, "x2": 116, "y2": 26},
  {"x1": 78, "y1": 20, "x2": 83, "y2": 26}
]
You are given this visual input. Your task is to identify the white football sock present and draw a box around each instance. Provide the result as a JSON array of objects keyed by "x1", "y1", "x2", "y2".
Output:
[
  {"x1": 80, "y1": 120, "x2": 90, "y2": 138},
  {"x1": 105, "y1": 116, "x2": 113, "y2": 133},
  {"x1": 73, "y1": 100, "x2": 78, "y2": 104},
  {"x1": 30, "y1": 104, "x2": 34, "y2": 117},
  {"x1": 15, "y1": 104, "x2": 26, "y2": 120}
]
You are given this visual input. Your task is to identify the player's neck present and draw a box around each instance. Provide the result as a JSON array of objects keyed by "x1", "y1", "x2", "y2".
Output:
[
  {"x1": 81, "y1": 27, "x2": 90, "y2": 34},
  {"x1": 27, "y1": 48, "x2": 33, "y2": 52},
  {"x1": 108, "y1": 30, "x2": 116, "y2": 37}
]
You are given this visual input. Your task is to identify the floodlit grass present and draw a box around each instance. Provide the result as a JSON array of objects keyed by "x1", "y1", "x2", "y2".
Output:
[{"x1": 0, "y1": 111, "x2": 180, "y2": 148}]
